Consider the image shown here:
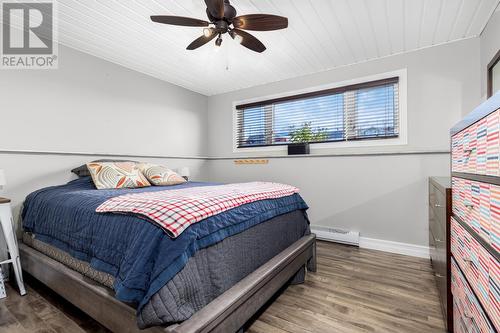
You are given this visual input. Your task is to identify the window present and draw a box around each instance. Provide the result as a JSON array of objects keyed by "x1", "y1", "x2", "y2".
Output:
[
  {"x1": 487, "y1": 49, "x2": 500, "y2": 98},
  {"x1": 235, "y1": 77, "x2": 400, "y2": 148}
]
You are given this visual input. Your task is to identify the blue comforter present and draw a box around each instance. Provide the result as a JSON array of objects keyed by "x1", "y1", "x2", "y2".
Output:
[{"x1": 22, "y1": 177, "x2": 308, "y2": 311}]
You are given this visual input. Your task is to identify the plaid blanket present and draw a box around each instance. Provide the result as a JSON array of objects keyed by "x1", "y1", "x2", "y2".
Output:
[{"x1": 96, "y1": 182, "x2": 299, "y2": 237}]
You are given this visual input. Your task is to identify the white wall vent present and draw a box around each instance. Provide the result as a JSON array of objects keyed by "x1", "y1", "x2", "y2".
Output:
[{"x1": 311, "y1": 226, "x2": 360, "y2": 246}]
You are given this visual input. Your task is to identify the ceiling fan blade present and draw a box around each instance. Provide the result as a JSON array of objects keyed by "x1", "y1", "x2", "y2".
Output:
[
  {"x1": 233, "y1": 14, "x2": 288, "y2": 31},
  {"x1": 186, "y1": 31, "x2": 218, "y2": 50},
  {"x1": 151, "y1": 15, "x2": 209, "y2": 27},
  {"x1": 204, "y1": 0, "x2": 224, "y2": 19},
  {"x1": 230, "y1": 29, "x2": 266, "y2": 53}
]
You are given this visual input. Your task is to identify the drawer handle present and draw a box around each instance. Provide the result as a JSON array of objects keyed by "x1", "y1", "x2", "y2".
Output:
[
  {"x1": 464, "y1": 203, "x2": 474, "y2": 209},
  {"x1": 434, "y1": 204, "x2": 444, "y2": 208},
  {"x1": 435, "y1": 238, "x2": 444, "y2": 243},
  {"x1": 464, "y1": 310, "x2": 473, "y2": 319},
  {"x1": 463, "y1": 148, "x2": 475, "y2": 154},
  {"x1": 435, "y1": 273, "x2": 444, "y2": 278},
  {"x1": 463, "y1": 257, "x2": 473, "y2": 263}
]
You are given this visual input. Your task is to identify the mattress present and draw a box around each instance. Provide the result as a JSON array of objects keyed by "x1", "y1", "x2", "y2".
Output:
[
  {"x1": 22, "y1": 210, "x2": 310, "y2": 328},
  {"x1": 22, "y1": 231, "x2": 115, "y2": 288}
]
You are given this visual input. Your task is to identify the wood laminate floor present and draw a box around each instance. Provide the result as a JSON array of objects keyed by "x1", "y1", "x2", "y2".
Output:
[{"x1": 0, "y1": 241, "x2": 445, "y2": 333}]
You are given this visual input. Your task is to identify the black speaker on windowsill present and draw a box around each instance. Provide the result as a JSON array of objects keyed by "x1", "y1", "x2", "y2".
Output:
[{"x1": 287, "y1": 143, "x2": 310, "y2": 155}]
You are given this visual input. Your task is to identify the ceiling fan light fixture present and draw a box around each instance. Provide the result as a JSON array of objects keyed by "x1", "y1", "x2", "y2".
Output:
[
  {"x1": 215, "y1": 36, "x2": 223, "y2": 47},
  {"x1": 203, "y1": 27, "x2": 213, "y2": 37}
]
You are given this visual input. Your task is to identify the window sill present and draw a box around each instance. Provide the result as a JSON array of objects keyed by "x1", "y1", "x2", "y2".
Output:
[{"x1": 233, "y1": 136, "x2": 408, "y2": 154}]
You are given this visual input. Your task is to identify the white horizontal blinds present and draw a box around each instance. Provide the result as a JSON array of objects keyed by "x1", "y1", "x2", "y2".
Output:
[
  {"x1": 273, "y1": 94, "x2": 344, "y2": 144},
  {"x1": 236, "y1": 94, "x2": 344, "y2": 147},
  {"x1": 236, "y1": 77, "x2": 399, "y2": 148},
  {"x1": 345, "y1": 81, "x2": 399, "y2": 140},
  {"x1": 237, "y1": 106, "x2": 269, "y2": 146}
]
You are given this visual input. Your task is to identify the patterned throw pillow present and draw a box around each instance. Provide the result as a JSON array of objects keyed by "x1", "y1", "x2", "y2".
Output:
[
  {"x1": 71, "y1": 159, "x2": 139, "y2": 177},
  {"x1": 87, "y1": 162, "x2": 151, "y2": 189},
  {"x1": 138, "y1": 163, "x2": 186, "y2": 186}
]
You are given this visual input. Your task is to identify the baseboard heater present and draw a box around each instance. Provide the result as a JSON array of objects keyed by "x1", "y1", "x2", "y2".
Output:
[{"x1": 311, "y1": 226, "x2": 360, "y2": 246}]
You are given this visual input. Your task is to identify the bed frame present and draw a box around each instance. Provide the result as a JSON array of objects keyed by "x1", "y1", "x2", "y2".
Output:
[{"x1": 19, "y1": 234, "x2": 316, "y2": 333}]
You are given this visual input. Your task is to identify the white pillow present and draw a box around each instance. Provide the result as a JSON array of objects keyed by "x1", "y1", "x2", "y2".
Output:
[{"x1": 138, "y1": 163, "x2": 187, "y2": 186}]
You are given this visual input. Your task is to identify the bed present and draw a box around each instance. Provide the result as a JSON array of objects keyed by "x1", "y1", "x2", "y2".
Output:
[{"x1": 18, "y1": 177, "x2": 316, "y2": 333}]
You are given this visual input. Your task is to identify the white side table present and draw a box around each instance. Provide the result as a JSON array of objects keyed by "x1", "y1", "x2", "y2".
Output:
[{"x1": 0, "y1": 197, "x2": 26, "y2": 295}]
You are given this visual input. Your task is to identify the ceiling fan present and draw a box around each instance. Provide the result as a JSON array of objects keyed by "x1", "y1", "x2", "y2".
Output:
[{"x1": 150, "y1": 0, "x2": 288, "y2": 53}]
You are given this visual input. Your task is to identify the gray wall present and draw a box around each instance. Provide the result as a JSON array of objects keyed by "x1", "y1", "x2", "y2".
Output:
[
  {"x1": 0, "y1": 45, "x2": 209, "y2": 217},
  {"x1": 206, "y1": 38, "x2": 481, "y2": 246},
  {"x1": 480, "y1": 10, "x2": 500, "y2": 99},
  {"x1": 0, "y1": 45, "x2": 208, "y2": 157}
]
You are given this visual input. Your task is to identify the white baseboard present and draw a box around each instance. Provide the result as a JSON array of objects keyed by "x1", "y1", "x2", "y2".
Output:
[
  {"x1": 358, "y1": 237, "x2": 429, "y2": 259},
  {"x1": 312, "y1": 227, "x2": 429, "y2": 259}
]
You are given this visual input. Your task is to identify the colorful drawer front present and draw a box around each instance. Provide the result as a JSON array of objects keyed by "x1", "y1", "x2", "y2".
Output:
[
  {"x1": 489, "y1": 257, "x2": 500, "y2": 332},
  {"x1": 452, "y1": 259, "x2": 495, "y2": 333},
  {"x1": 452, "y1": 109, "x2": 500, "y2": 177},
  {"x1": 453, "y1": 303, "x2": 469, "y2": 333},
  {"x1": 451, "y1": 217, "x2": 500, "y2": 331},
  {"x1": 452, "y1": 177, "x2": 500, "y2": 252}
]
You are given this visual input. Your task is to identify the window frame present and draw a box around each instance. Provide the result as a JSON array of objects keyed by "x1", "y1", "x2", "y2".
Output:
[
  {"x1": 232, "y1": 69, "x2": 408, "y2": 153},
  {"x1": 487, "y1": 49, "x2": 500, "y2": 98}
]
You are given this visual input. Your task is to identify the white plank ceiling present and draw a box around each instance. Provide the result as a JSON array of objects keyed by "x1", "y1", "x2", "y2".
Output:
[{"x1": 20, "y1": 0, "x2": 500, "y2": 95}]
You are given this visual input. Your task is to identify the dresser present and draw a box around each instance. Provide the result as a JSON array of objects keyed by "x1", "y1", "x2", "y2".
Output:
[
  {"x1": 429, "y1": 177, "x2": 453, "y2": 331},
  {"x1": 450, "y1": 93, "x2": 500, "y2": 333}
]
